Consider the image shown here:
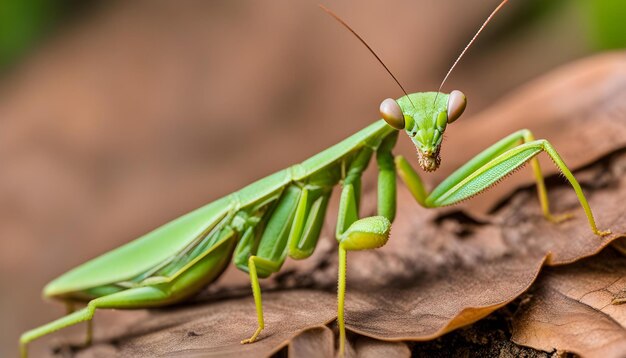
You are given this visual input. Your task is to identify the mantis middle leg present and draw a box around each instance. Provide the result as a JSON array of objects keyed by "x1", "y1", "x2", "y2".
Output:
[
  {"x1": 335, "y1": 132, "x2": 398, "y2": 355},
  {"x1": 396, "y1": 129, "x2": 610, "y2": 236},
  {"x1": 239, "y1": 185, "x2": 331, "y2": 344},
  {"x1": 20, "y1": 286, "x2": 178, "y2": 358}
]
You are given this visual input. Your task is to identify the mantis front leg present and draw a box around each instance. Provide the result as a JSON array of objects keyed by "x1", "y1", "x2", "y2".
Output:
[{"x1": 396, "y1": 129, "x2": 610, "y2": 236}]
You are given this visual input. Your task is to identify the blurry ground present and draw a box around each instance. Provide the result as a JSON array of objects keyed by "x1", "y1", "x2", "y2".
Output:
[{"x1": 0, "y1": 1, "x2": 610, "y2": 356}]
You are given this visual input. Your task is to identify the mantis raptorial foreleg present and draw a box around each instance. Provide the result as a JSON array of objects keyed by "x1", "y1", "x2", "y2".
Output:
[
  {"x1": 397, "y1": 129, "x2": 610, "y2": 236},
  {"x1": 376, "y1": 132, "x2": 399, "y2": 221},
  {"x1": 289, "y1": 190, "x2": 331, "y2": 259}
]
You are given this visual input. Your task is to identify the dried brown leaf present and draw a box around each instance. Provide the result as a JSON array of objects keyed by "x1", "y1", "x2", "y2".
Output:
[
  {"x1": 78, "y1": 290, "x2": 336, "y2": 357},
  {"x1": 287, "y1": 326, "x2": 334, "y2": 358},
  {"x1": 352, "y1": 337, "x2": 411, "y2": 358},
  {"x1": 511, "y1": 248, "x2": 626, "y2": 358}
]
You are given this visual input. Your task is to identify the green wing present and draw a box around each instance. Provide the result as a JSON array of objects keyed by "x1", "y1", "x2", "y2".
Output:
[
  {"x1": 44, "y1": 170, "x2": 293, "y2": 298},
  {"x1": 44, "y1": 195, "x2": 233, "y2": 298}
]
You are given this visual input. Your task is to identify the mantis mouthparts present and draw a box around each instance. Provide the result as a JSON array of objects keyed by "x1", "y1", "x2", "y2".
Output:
[{"x1": 417, "y1": 149, "x2": 441, "y2": 172}]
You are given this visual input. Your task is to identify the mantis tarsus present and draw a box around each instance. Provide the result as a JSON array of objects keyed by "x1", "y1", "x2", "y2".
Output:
[{"x1": 20, "y1": 1, "x2": 611, "y2": 357}]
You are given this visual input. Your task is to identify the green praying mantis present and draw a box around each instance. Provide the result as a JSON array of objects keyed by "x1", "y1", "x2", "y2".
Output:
[{"x1": 20, "y1": 1, "x2": 611, "y2": 357}]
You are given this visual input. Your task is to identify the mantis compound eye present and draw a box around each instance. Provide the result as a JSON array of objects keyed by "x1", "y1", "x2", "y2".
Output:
[
  {"x1": 447, "y1": 90, "x2": 467, "y2": 124},
  {"x1": 379, "y1": 98, "x2": 405, "y2": 130}
]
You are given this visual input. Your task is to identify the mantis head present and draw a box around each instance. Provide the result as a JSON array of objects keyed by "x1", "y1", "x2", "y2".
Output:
[
  {"x1": 320, "y1": 1, "x2": 503, "y2": 171},
  {"x1": 380, "y1": 90, "x2": 467, "y2": 172}
]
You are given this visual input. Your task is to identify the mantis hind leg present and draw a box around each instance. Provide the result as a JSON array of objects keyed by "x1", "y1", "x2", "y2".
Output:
[
  {"x1": 20, "y1": 286, "x2": 171, "y2": 358},
  {"x1": 61, "y1": 301, "x2": 94, "y2": 346}
]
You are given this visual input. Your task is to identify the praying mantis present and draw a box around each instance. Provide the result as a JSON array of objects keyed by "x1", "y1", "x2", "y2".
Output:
[{"x1": 20, "y1": 1, "x2": 612, "y2": 357}]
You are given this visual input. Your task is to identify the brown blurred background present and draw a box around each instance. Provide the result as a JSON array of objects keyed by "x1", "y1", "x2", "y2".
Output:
[{"x1": 1, "y1": 0, "x2": 625, "y2": 356}]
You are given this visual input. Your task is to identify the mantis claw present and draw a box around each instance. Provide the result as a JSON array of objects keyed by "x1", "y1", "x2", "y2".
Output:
[
  {"x1": 545, "y1": 212, "x2": 574, "y2": 224},
  {"x1": 595, "y1": 228, "x2": 612, "y2": 237},
  {"x1": 240, "y1": 327, "x2": 263, "y2": 344},
  {"x1": 545, "y1": 212, "x2": 611, "y2": 237}
]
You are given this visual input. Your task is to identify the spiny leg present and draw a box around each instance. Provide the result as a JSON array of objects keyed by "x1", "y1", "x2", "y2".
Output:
[
  {"x1": 395, "y1": 131, "x2": 527, "y2": 208},
  {"x1": 336, "y1": 134, "x2": 397, "y2": 355},
  {"x1": 538, "y1": 140, "x2": 610, "y2": 235},
  {"x1": 20, "y1": 286, "x2": 171, "y2": 358},
  {"x1": 397, "y1": 131, "x2": 609, "y2": 236},
  {"x1": 399, "y1": 129, "x2": 571, "y2": 223},
  {"x1": 521, "y1": 130, "x2": 572, "y2": 223}
]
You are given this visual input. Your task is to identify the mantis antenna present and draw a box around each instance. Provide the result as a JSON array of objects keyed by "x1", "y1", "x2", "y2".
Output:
[
  {"x1": 319, "y1": 4, "x2": 416, "y2": 108},
  {"x1": 435, "y1": 0, "x2": 510, "y2": 104}
]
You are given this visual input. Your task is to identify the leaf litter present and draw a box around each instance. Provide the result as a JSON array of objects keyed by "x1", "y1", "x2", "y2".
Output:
[{"x1": 511, "y1": 248, "x2": 626, "y2": 358}]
